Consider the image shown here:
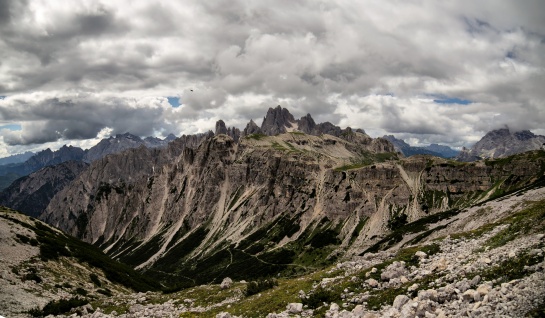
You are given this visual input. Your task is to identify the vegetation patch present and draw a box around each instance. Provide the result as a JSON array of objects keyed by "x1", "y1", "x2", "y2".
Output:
[
  {"x1": 150, "y1": 227, "x2": 209, "y2": 276},
  {"x1": 289, "y1": 131, "x2": 306, "y2": 136},
  {"x1": 245, "y1": 278, "x2": 278, "y2": 296},
  {"x1": 349, "y1": 217, "x2": 368, "y2": 245},
  {"x1": 469, "y1": 251, "x2": 544, "y2": 285},
  {"x1": 362, "y1": 209, "x2": 459, "y2": 255},
  {"x1": 29, "y1": 297, "x2": 89, "y2": 317},
  {"x1": 484, "y1": 200, "x2": 545, "y2": 249},
  {"x1": 387, "y1": 213, "x2": 408, "y2": 230},
  {"x1": 302, "y1": 286, "x2": 340, "y2": 309},
  {"x1": 309, "y1": 229, "x2": 340, "y2": 248},
  {"x1": 118, "y1": 229, "x2": 167, "y2": 266},
  {"x1": 245, "y1": 133, "x2": 267, "y2": 140},
  {"x1": 89, "y1": 273, "x2": 101, "y2": 286}
]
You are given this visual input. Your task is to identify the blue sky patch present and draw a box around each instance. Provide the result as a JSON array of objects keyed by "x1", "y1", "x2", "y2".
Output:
[
  {"x1": 0, "y1": 96, "x2": 6, "y2": 100},
  {"x1": 0, "y1": 124, "x2": 22, "y2": 131},
  {"x1": 433, "y1": 97, "x2": 472, "y2": 105},
  {"x1": 167, "y1": 96, "x2": 181, "y2": 107}
]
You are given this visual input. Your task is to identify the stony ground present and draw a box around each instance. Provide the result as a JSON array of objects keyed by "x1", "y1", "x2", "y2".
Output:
[{"x1": 0, "y1": 211, "x2": 52, "y2": 317}]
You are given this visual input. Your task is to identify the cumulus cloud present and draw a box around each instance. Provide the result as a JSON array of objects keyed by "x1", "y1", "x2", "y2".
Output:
[
  {"x1": 0, "y1": 93, "x2": 174, "y2": 145},
  {"x1": 0, "y1": 0, "x2": 543, "y2": 154}
]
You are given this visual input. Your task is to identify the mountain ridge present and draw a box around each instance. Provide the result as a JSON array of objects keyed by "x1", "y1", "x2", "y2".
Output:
[
  {"x1": 0, "y1": 151, "x2": 35, "y2": 165},
  {"x1": 39, "y1": 117, "x2": 545, "y2": 288},
  {"x1": 383, "y1": 135, "x2": 459, "y2": 158},
  {"x1": 457, "y1": 128, "x2": 545, "y2": 161},
  {"x1": 0, "y1": 133, "x2": 178, "y2": 191}
]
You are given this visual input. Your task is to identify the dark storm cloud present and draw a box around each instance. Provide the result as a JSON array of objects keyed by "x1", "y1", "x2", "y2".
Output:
[
  {"x1": 0, "y1": 0, "x2": 27, "y2": 26},
  {"x1": 0, "y1": 95, "x2": 168, "y2": 145}
]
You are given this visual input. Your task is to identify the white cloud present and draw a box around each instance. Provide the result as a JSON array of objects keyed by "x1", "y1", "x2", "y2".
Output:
[{"x1": 0, "y1": 0, "x2": 543, "y2": 155}]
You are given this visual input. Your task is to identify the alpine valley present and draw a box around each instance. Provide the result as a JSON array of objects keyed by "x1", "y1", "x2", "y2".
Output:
[{"x1": 1, "y1": 107, "x2": 545, "y2": 318}]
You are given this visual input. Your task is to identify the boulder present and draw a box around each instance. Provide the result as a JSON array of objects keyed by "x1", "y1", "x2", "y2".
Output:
[
  {"x1": 286, "y1": 303, "x2": 303, "y2": 314},
  {"x1": 415, "y1": 251, "x2": 427, "y2": 259},
  {"x1": 431, "y1": 257, "x2": 448, "y2": 272},
  {"x1": 393, "y1": 294, "x2": 410, "y2": 310},
  {"x1": 366, "y1": 278, "x2": 379, "y2": 288},
  {"x1": 221, "y1": 277, "x2": 233, "y2": 289}
]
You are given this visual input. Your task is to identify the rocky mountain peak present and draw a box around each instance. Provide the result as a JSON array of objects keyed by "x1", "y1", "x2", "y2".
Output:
[
  {"x1": 165, "y1": 133, "x2": 177, "y2": 142},
  {"x1": 214, "y1": 120, "x2": 240, "y2": 142},
  {"x1": 215, "y1": 120, "x2": 228, "y2": 135},
  {"x1": 261, "y1": 105, "x2": 296, "y2": 135},
  {"x1": 457, "y1": 128, "x2": 545, "y2": 161},
  {"x1": 0, "y1": 151, "x2": 34, "y2": 166},
  {"x1": 297, "y1": 113, "x2": 316, "y2": 134},
  {"x1": 114, "y1": 132, "x2": 143, "y2": 142},
  {"x1": 243, "y1": 119, "x2": 262, "y2": 136}
]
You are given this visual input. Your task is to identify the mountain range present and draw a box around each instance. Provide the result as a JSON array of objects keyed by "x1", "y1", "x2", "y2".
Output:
[
  {"x1": 382, "y1": 135, "x2": 459, "y2": 158},
  {"x1": 0, "y1": 133, "x2": 177, "y2": 191},
  {"x1": 0, "y1": 151, "x2": 35, "y2": 165},
  {"x1": 1, "y1": 106, "x2": 545, "y2": 317}
]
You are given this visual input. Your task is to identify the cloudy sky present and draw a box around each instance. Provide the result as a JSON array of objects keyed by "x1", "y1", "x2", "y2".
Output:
[{"x1": 0, "y1": 0, "x2": 544, "y2": 156}]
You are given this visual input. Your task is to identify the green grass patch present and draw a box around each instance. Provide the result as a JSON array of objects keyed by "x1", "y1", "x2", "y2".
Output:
[
  {"x1": 302, "y1": 286, "x2": 340, "y2": 309},
  {"x1": 245, "y1": 278, "x2": 279, "y2": 296},
  {"x1": 245, "y1": 133, "x2": 267, "y2": 140},
  {"x1": 271, "y1": 141, "x2": 288, "y2": 151},
  {"x1": 349, "y1": 217, "x2": 368, "y2": 245},
  {"x1": 484, "y1": 200, "x2": 545, "y2": 249}
]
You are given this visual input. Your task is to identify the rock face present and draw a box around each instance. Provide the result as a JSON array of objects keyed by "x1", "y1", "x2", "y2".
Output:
[
  {"x1": 0, "y1": 133, "x2": 182, "y2": 210},
  {"x1": 40, "y1": 115, "x2": 545, "y2": 287},
  {"x1": 215, "y1": 120, "x2": 229, "y2": 135},
  {"x1": 26, "y1": 145, "x2": 86, "y2": 169},
  {"x1": 0, "y1": 161, "x2": 88, "y2": 217},
  {"x1": 457, "y1": 128, "x2": 545, "y2": 161}
]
